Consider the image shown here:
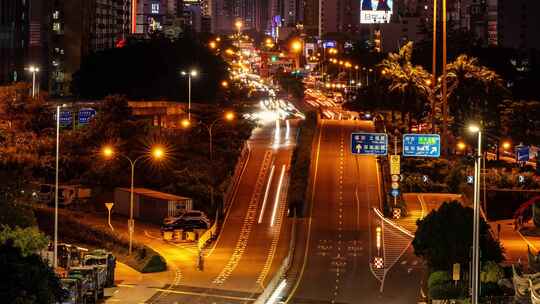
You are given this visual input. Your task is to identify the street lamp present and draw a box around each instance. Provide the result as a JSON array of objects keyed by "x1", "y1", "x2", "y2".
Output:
[
  {"x1": 197, "y1": 111, "x2": 235, "y2": 161},
  {"x1": 25, "y1": 65, "x2": 40, "y2": 99},
  {"x1": 101, "y1": 145, "x2": 165, "y2": 255},
  {"x1": 181, "y1": 69, "x2": 198, "y2": 121},
  {"x1": 468, "y1": 124, "x2": 482, "y2": 304},
  {"x1": 52, "y1": 103, "x2": 66, "y2": 269}
]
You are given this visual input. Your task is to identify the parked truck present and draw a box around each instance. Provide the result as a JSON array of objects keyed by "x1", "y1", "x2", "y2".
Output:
[
  {"x1": 83, "y1": 249, "x2": 116, "y2": 287},
  {"x1": 60, "y1": 278, "x2": 84, "y2": 304},
  {"x1": 38, "y1": 184, "x2": 91, "y2": 207},
  {"x1": 68, "y1": 266, "x2": 107, "y2": 303}
]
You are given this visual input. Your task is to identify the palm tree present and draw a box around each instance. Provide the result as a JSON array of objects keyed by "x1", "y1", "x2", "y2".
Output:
[
  {"x1": 444, "y1": 55, "x2": 507, "y2": 134},
  {"x1": 379, "y1": 42, "x2": 432, "y2": 131}
]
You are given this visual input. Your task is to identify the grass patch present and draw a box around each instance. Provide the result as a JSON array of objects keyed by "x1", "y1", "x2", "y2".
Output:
[{"x1": 33, "y1": 206, "x2": 166, "y2": 273}]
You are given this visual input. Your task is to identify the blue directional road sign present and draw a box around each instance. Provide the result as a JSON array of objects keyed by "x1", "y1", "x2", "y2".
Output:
[
  {"x1": 351, "y1": 133, "x2": 388, "y2": 156},
  {"x1": 403, "y1": 134, "x2": 441, "y2": 158},
  {"x1": 390, "y1": 189, "x2": 400, "y2": 197},
  {"x1": 54, "y1": 110, "x2": 72, "y2": 126},
  {"x1": 78, "y1": 108, "x2": 96, "y2": 124},
  {"x1": 516, "y1": 145, "x2": 530, "y2": 162}
]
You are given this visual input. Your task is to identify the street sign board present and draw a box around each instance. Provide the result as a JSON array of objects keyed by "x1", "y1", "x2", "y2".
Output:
[
  {"x1": 351, "y1": 133, "x2": 388, "y2": 156},
  {"x1": 55, "y1": 110, "x2": 72, "y2": 126},
  {"x1": 453, "y1": 263, "x2": 460, "y2": 281},
  {"x1": 390, "y1": 189, "x2": 400, "y2": 197},
  {"x1": 402, "y1": 134, "x2": 441, "y2": 158},
  {"x1": 516, "y1": 145, "x2": 530, "y2": 162},
  {"x1": 390, "y1": 155, "x2": 400, "y2": 175},
  {"x1": 79, "y1": 108, "x2": 97, "y2": 124}
]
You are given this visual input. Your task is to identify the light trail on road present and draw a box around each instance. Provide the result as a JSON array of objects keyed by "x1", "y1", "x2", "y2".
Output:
[
  {"x1": 271, "y1": 165, "x2": 286, "y2": 227},
  {"x1": 258, "y1": 165, "x2": 276, "y2": 224}
]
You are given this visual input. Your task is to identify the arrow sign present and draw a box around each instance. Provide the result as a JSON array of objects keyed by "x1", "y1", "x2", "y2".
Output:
[
  {"x1": 402, "y1": 134, "x2": 441, "y2": 158},
  {"x1": 351, "y1": 132, "x2": 388, "y2": 156}
]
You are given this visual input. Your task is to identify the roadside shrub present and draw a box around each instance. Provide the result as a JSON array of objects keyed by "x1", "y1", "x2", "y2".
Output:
[{"x1": 428, "y1": 271, "x2": 464, "y2": 300}]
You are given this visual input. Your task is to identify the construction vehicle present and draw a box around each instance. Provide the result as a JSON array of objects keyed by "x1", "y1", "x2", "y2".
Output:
[
  {"x1": 83, "y1": 249, "x2": 116, "y2": 287},
  {"x1": 60, "y1": 278, "x2": 84, "y2": 304},
  {"x1": 68, "y1": 266, "x2": 106, "y2": 303}
]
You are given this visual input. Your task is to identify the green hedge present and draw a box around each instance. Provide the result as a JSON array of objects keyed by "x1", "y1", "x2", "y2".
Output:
[
  {"x1": 33, "y1": 207, "x2": 166, "y2": 273},
  {"x1": 287, "y1": 112, "x2": 317, "y2": 217}
]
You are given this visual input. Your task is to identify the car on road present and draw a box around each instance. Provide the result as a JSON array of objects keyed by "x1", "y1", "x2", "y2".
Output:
[{"x1": 161, "y1": 217, "x2": 209, "y2": 231}]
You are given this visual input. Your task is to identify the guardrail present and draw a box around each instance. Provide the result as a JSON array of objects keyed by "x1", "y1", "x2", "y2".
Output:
[
  {"x1": 223, "y1": 141, "x2": 251, "y2": 214},
  {"x1": 254, "y1": 217, "x2": 297, "y2": 304},
  {"x1": 197, "y1": 213, "x2": 218, "y2": 251}
]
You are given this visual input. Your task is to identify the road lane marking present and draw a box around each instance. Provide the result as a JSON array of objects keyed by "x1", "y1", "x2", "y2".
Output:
[
  {"x1": 284, "y1": 120, "x2": 324, "y2": 303},
  {"x1": 258, "y1": 165, "x2": 276, "y2": 224},
  {"x1": 257, "y1": 167, "x2": 290, "y2": 285},
  {"x1": 213, "y1": 150, "x2": 272, "y2": 284},
  {"x1": 205, "y1": 144, "x2": 252, "y2": 258},
  {"x1": 271, "y1": 165, "x2": 287, "y2": 227},
  {"x1": 153, "y1": 288, "x2": 256, "y2": 301}
]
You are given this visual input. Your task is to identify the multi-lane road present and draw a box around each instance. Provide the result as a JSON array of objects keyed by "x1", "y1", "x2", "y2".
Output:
[
  {"x1": 283, "y1": 119, "x2": 424, "y2": 304},
  {"x1": 145, "y1": 120, "x2": 297, "y2": 304}
]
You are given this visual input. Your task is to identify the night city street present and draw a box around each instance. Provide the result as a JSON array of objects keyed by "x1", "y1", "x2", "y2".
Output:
[{"x1": 1, "y1": 0, "x2": 540, "y2": 303}]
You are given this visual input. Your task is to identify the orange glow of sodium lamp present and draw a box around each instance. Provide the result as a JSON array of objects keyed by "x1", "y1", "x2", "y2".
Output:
[
  {"x1": 502, "y1": 141, "x2": 511, "y2": 150},
  {"x1": 181, "y1": 118, "x2": 191, "y2": 128},
  {"x1": 457, "y1": 142, "x2": 466, "y2": 150},
  {"x1": 221, "y1": 80, "x2": 229, "y2": 88},
  {"x1": 225, "y1": 111, "x2": 235, "y2": 121},
  {"x1": 291, "y1": 40, "x2": 302, "y2": 52},
  {"x1": 152, "y1": 146, "x2": 165, "y2": 159}
]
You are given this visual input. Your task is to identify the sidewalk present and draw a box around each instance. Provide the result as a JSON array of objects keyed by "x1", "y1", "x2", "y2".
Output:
[
  {"x1": 489, "y1": 219, "x2": 529, "y2": 265},
  {"x1": 397, "y1": 193, "x2": 463, "y2": 233}
]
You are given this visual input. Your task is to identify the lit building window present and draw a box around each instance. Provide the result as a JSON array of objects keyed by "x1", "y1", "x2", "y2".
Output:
[
  {"x1": 53, "y1": 22, "x2": 61, "y2": 32},
  {"x1": 151, "y1": 3, "x2": 160, "y2": 14},
  {"x1": 53, "y1": 10, "x2": 60, "y2": 19}
]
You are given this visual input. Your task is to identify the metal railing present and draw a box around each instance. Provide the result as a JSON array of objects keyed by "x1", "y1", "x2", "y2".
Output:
[{"x1": 222, "y1": 142, "x2": 251, "y2": 214}]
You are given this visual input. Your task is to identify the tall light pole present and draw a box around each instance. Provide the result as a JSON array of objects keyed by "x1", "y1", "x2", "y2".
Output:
[
  {"x1": 181, "y1": 70, "x2": 198, "y2": 121},
  {"x1": 469, "y1": 124, "x2": 482, "y2": 304},
  {"x1": 432, "y1": 0, "x2": 437, "y2": 132},
  {"x1": 182, "y1": 111, "x2": 235, "y2": 161},
  {"x1": 26, "y1": 65, "x2": 40, "y2": 99},
  {"x1": 53, "y1": 105, "x2": 61, "y2": 269},
  {"x1": 442, "y1": 0, "x2": 448, "y2": 154},
  {"x1": 102, "y1": 145, "x2": 165, "y2": 255}
]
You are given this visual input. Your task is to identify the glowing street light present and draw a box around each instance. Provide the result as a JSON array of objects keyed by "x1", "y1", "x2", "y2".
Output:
[
  {"x1": 221, "y1": 80, "x2": 229, "y2": 88},
  {"x1": 25, "y1": 65, "x2": 40, "y2": 98},
  {"x1": 468, "y1": 124, "x2": 482, "y2": 304},
  {"x1": 502, "y1": 141, "x2": 511, "y2": 150},
  {"x1": 181, "y1": 69, "x2": 198, "y2": 120},
  {"x1": 181, "y1": 118, "x2": 191, "y2": 129},
  {"x1": 101, "y1": 145, "x2": 166, "y2": 255},
  {"x1": 209, "y1": 41, "x2": 217, "y2": 49},
  {"x1": 457, "y1": 141, "x2": 466, "y2": 150}
]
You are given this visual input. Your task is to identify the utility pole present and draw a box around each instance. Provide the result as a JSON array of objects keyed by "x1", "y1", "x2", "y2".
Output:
[
  {"x1": 442, "y1": 0, "x2": 448, "y2": 155},
  {"x1": 432, "y1": 0, "x2": 437, "y2": 133}
]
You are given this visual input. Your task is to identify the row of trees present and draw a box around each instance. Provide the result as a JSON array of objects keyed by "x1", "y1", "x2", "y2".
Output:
[
  {"x1": 348, "y1": 42, "x2": 508, "y2": 138},
  {"x1": 0, "y1": 84, "x2": 254, "y2": 217}
]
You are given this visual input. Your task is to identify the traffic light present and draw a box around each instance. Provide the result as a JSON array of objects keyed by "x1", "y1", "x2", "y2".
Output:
[{"x1": 271, "y1": 55, "x2": 277, "y2": 62}]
